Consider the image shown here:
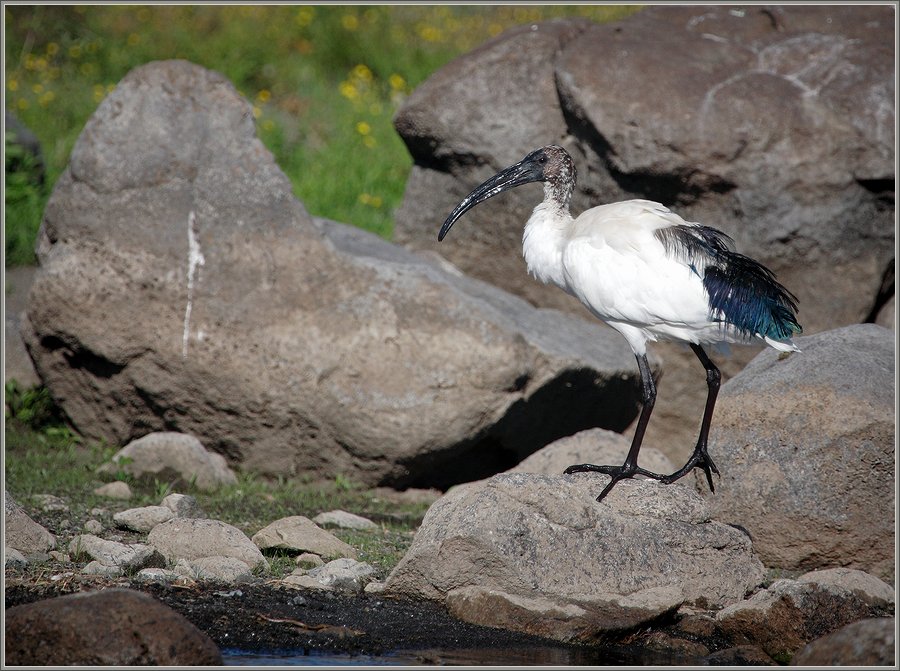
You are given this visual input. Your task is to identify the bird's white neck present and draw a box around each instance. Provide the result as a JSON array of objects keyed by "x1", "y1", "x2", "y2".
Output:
[{"x1": 522, "y1": 197, "x2": 573, "y2": 290}]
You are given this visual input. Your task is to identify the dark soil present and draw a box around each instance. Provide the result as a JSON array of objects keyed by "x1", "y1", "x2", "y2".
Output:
[{"x1": 4, "y1": 575, "x2": 711, "y2": 665}]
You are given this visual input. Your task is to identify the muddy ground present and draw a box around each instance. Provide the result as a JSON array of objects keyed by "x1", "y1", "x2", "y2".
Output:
[{"x1": 5, "y1": 573, "x2": 735, "y2": 665}]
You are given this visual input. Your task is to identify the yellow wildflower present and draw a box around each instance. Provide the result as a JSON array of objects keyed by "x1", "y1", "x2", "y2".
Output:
[
  {"x1": 388, "y1": 74, "x2": 405, "y2": 91},
  {"x1": 339, "y1": 81, "x2": 358, "y2": 101},
  {"x1": 295, "y1": 6, "x2": 314, "y2": 26},
  {"x1": 352, "y1": 64, "x2": 372, "y2": 82},
  {"x1": 355, "y1": 121, "x2": 371, "y2": 136},
  {"x1": 342, "y1": 14, "x2": 358, "y2": 31}
]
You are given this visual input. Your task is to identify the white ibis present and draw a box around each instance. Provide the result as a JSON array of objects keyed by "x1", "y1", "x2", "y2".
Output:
[{"x1": 438, "y1": 145, "x2": 801, "y2": 502}]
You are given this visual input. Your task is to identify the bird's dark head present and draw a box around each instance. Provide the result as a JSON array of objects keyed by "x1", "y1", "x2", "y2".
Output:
[{"x1": 438, "y1": 145, "x2": 576, "y2": 241}]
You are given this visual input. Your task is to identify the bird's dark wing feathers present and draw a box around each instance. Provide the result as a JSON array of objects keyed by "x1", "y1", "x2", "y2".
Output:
[{"x1": 655, "y1": 224, "x2": 802, "y2": 341}]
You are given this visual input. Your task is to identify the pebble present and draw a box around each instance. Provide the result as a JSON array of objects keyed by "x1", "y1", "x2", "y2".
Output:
[{"x1": 83, "y1": 519, "x2": 103, "y2": 534}]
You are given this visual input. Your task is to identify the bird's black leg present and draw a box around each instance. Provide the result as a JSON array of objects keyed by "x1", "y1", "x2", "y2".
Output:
[
  {"x1": 661, "y1": 344, "x2": 721, "y2": 492},
  {"x1": 564, "y1": 353, "x2": 667, "y2": 501}
]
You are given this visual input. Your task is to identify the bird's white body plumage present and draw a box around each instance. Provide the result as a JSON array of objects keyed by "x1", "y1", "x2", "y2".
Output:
[{"x1": 522, "y1": 196, "x2": 797, "y2": 355}]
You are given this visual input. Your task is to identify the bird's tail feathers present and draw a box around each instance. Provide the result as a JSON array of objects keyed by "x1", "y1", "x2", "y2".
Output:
[{"x1": 763, "y1": 335, "x2": 801, "y2": 353}]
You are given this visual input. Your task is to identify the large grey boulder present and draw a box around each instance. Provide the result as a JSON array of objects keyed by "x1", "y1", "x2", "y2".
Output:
[
  {"x1": 383, "y1": 472, "x2": 765, "y2": 641},
  {"x1": 705, "y1": 324, "x2": 895, "y2": 581},
  {"x1": 23, "y1": 59, "x2": 650, "y2": 488},
  {"x1": 395, "y1": 5, "x2": 894, "y2": 335},
  {"x1": 393, "y1": 5, "x2": 894, "y2": 465},
  {"x1": 507, "y1": 427, "x2": 674, "y2": 477}
]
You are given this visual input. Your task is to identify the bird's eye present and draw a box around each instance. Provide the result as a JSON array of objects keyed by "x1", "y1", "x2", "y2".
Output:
[{"x1": 538, "y1": 156, "x2": 547, "y2": 164}]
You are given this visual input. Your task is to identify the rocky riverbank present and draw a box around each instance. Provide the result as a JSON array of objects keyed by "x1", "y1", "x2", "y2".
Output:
[{"x1": 5, "y1": 429, "x2": 895, "y2": 666}]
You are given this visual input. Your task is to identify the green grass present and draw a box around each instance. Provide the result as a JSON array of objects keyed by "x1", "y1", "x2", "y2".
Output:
[{"x1": 4, "y1": 4, "x2": 641, "y2": 266}]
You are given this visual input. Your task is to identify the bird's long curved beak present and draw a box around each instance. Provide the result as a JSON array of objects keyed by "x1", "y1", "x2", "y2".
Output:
[{"x1": 438, "y1": 157, "x2": 543, "y2": 241}]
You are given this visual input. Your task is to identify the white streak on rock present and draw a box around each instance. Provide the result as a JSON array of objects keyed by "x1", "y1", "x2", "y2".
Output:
[{"x1": 182, "y1": 211, "x2": 205, "y2": 359}]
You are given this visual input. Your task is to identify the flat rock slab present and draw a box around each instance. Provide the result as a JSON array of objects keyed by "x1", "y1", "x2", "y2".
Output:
[
  {"x1": 312, "y1": 510, "x2": 379, "y2": 531},
  {"x1": 4, "y1": 588, "x2": 222, "y2": 665},
  {"x1": 384, "y1": 472, "x2": 764, "y2": 641},
  {"x1": 113, "y1": 505, "x2": 174, "y2": 532},
  {"x1": 252, "y1": 515, "x2": 357, "y2": 560}
]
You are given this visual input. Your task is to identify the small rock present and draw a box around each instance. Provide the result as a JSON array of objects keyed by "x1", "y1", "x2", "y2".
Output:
[
  {"x1": 161, "y1": 493, "x2": 206, "y2": 518},
  {"x1": 6, "y1": 547, "x2": 27, "y2": 569},
  {"x1": 175, "y1": 556, "x2": 255, "y2": 583},
  {"x1": 83, "y1": 519, "x2": 103, "y2": 534},
  {"x1": 306, "y1": 558, "x2": 377, "y2": 593},
  {"x1": 296, "y1": 552, "x2": 325, "y2": 569},
  {"x1": 48, "y1": 550, "x2": 70, "y2": 562},
  {"x1": 90, "y1": 507, "x2": 109, "y2": 516},
  {"x1": 68, "y1": 534, "x2": 165, "y2": 572},
  {"x1": 791, "y1": 617, "x2": 895, "y2": 666},
  {"x1": 148, "y1": 518, "x2": 267, "y2": 570},
  {"x1": 93, "y1": 481, "x2": 133, "y2": 500},
  {"x1": 364, "y1": 581, "x2": 386, "y2": 594},
  {"x1": 113, "y1": 505, "x2": 174, "y2": 532},
  {"x1": 282, "y1": 572, "x2": 333, "y2": 591},
  {"x1": 252, "y1": 516, "x2": 357, "y2": 560},
  {"x1": 313, "y1": 510, "x2": 379, "y2": 531},
  {"x1": 81, "y1": 560, "x2": 123, "y2": 578},
  {"x1": 33, "y1": 494, "x2": 69, "y2": 512},
  {"x1": 97, "y1": 432, "x2": 237, "y2": 491}
]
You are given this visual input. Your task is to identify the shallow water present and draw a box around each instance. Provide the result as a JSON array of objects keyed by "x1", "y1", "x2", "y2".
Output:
[{"x1": 222, "y1": 644, "x2": 660, "y2": 666}]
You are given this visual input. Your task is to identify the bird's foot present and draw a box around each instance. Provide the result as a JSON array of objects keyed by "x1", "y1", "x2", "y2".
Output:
[
  {"x1": 661, "y1": 446, "x2": 720, "y2": 493},
  {"x1": 564, "y1": 462, "x2": 667, "y2": 502}
]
